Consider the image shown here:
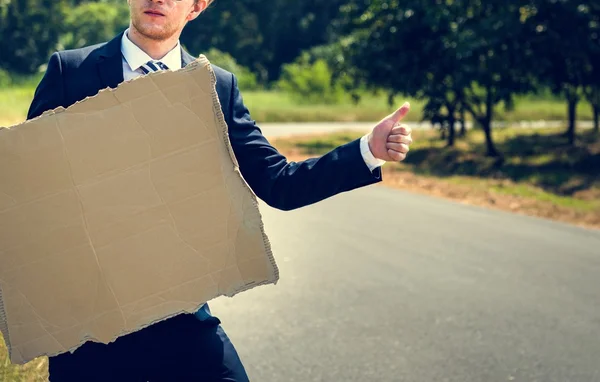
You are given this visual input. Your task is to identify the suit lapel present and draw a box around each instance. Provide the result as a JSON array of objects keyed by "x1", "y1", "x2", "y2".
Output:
[
  {"x1": 97, "y1": 32, "x2": 195, "y2": 88},
  {"x1": 97, "y1": 32, "x2": 125, "y2": 89},
  {"x1": 181, "y1": 48, "x2": 196, "y2": 67}
]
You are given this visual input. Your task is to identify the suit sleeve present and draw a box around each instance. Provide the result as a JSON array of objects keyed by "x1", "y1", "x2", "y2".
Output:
[
  {"x1": 227, "y1": 73, "x2": 382, "y2": 211},
  {"x1": 27, "y1": 52, "x2": 65, "y2": 120}
]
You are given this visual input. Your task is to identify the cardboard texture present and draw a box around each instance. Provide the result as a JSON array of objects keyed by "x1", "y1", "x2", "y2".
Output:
[{"x1": 0, "y1": 56, "x2": 278, "y2": 364}]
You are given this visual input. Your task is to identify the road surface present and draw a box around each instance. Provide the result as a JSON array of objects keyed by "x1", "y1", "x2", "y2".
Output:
[{"x1": 209, "y1": 186, "x2": 600, "y2": 382}]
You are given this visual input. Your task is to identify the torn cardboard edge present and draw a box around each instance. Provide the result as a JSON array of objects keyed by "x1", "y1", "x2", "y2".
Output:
[
  {"x1": 0, "y1": 55, "x2": 279, "y2": 364},
  {"x1": 198, "y1": 56, "x2": 279, "y2": 297},
  {"x1": 0, "y1": 282, "x2": 10, "y2": 357}
]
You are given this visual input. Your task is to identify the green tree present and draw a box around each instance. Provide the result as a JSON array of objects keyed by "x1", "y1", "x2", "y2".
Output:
[
  {"x1": 181, "y1": 1, "x2": 266, "y2": 79},
  {"x1": 60, "y1": 0, "x2": 129, "y2": 50},
  {"x1": 181, "y1": 0, "x2": 348, "y2": 82},
  {"x1": 458, "y1": 0, "x2": 534, "y2": 156},
  {"x1": 345, "y1": 0, "x2": 534, "y2": 156},
  {"x1": 585, "y1": 2, "x2": 600, "y2": 134},
  {"x1": 528, "y1": 0, "x2": 596, "y2": 144},
  {"x1": 0, "y1": 0, "x2": 69, "y2": 74}
]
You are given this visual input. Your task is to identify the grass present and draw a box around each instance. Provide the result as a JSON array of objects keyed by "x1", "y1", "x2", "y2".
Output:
[
  {"x1": 499, "y1": 97, "x2": 594, "y2": 122},
  {"x1": 271, "y1": 126, "x2": 600, "y2": 228},
  {"x1": 0, "y1": 89, "x2": 37, "y2": 127},
  {"x1": 1, "y1": 333, "x2": 48, "y2": 381},
  {"x1": 0, "y1": 75, "x2": 595, "y2": 126},
  {"x1": 0, "y1": 74, "x2": 43, "y2": 127},
  {"x1": 0, "y1": 84, "x2": 420, "y2": 126},
  {"x1": 240, "y1": 90, "x2": 424, "y2": 123}
]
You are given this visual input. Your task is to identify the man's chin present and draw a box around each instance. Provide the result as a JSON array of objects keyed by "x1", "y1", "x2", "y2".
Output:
[{"x1": 136, "y1": 24, "x2": 174, "y2": 41}]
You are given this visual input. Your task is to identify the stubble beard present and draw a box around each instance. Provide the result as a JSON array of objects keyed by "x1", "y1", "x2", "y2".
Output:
[{"x1": 131, "y1": 13, "x2": 179, "y2": 41}]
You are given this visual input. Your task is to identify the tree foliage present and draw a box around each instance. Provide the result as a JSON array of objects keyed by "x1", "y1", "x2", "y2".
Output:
[
  {"x1": 0, "y1": 0, "x2": 69, "y2": 74},
  {"x1": 61, "y1": 0, "x2": 129, "y2": 50},
  {"x1": 526, "y1": 0, "x2": 598, "y2": 143},
  {"x1": 345, "y1": 0, "x2": 539, "y2": 155},
  {"x1": 181, "y1": 0, "x2": 348, "y2": 82}
]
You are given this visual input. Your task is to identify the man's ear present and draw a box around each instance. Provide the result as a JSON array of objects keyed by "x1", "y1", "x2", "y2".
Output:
[{"x1": 187, "y1": 0, "x2": 208, "y2": 22}]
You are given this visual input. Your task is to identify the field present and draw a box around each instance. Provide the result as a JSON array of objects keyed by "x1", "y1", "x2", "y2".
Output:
[{"x1": 0, "y1": 77, "x2": 595, "y2": 126}]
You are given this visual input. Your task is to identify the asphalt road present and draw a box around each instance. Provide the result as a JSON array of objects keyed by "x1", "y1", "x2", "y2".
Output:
[{"x1": 209, "y1": 185, "x2": 600, "y2": 382}]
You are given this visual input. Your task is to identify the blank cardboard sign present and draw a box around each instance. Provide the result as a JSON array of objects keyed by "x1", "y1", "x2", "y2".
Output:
[{"x1": 0, "y1": 56, "x2": 278, "y2": 364}]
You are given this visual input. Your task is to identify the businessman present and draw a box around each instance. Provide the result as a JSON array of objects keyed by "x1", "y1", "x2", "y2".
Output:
[{"x1": 28, "y1": 0, "x2": 414, "y2": 380}]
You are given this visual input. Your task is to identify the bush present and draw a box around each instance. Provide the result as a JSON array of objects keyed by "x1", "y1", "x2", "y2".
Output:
[
  {"x1": 277, "y1": 55, "x2": 345, "y2": 104},
  {"x1": 302, "y1": 39, "x2": 361, "y2": 91},
  {"x1": 203, "y1": 48, "x2": 259, "y2": 91}
]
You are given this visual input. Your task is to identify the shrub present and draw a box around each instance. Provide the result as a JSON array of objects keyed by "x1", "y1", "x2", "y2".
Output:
[
  {"x1": 203, "y1": 48, "x2": 259, "y2": 91},
  {"x1": 277, "y1": 56, "x2": 345, "y2": 104}
]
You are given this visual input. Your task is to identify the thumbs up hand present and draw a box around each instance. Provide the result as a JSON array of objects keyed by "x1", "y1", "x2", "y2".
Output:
[{"x1": 367, "y1": 102, "x2": 413, "y2": 162}]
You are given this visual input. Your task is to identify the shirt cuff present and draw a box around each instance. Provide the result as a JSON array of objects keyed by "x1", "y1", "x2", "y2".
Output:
[{"x1": 360, "y1": 134, "x2": 386, "y2": 172}]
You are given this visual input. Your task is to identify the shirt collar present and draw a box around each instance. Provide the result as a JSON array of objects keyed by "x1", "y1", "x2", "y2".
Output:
[{"x1": 121, "y1": 28, "x2": 182, "y2": 72}]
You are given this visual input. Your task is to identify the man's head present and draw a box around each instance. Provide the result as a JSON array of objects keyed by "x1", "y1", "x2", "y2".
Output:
[{"x1": 128, "y1": 0, "x2": 211, "y2": 42}]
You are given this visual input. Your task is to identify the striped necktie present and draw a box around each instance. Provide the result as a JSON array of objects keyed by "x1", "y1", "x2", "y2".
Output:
[{"x1": 139, "y1": 60, "x2": 169, "y2": 74}]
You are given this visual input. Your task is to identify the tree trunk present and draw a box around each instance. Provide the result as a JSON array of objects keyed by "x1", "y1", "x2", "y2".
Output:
[
  {"x1": 594, "y1": 104, "x2": 599, "y2": 134},
  {"x1": 567, "y1": 96, "x2": 577, "y2": 145},
  {"x1": 447, "y1": 115, "x2": 456, "y2": 147},
  {"x1": 483, "y1": 86, "x2": 499, "y2": 157},
  {"x1": 459, "y1": 107, "x2": 466, "y2": 137},
  {"x1": 446, "y1": 104, "x2": 456, "y2": 146},
  {"x1": 481, "y1": 118, "x2": 499, "y2": 157},
  {"x1": 387, "y1": 93, "x2": 395, "y2": 108}
]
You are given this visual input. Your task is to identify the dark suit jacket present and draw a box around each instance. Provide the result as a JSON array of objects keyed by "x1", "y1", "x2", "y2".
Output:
[{"x1": 28, "y1": 32, "x2": 382, "y2": 211}]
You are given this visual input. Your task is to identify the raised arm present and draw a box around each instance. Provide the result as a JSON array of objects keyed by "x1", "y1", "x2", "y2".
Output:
[{"x1": 225, "y1": 73, "x2": 383, "y2": 211}]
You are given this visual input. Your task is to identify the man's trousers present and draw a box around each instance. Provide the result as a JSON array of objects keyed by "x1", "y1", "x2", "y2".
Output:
[{"x1": 48, "y1": 313, "x2": 250, "y2": 382}]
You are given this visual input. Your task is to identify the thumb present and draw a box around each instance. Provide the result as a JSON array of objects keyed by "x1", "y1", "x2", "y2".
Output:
[{"x1": 389, "y1": 102, "x2": 411, "y2": 123}]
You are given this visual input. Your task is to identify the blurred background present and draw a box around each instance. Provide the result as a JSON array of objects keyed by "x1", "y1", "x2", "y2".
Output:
[{"x1": 1, "y1": 1, "x2": 600, "y2": 381}]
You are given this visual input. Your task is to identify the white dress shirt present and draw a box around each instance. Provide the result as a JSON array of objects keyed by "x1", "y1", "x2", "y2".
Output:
[
  {"x1": 121, "y1": 29, "x2": 182, "y2": 80},
  {"x1": 120, "y1": 29, "x2": 385, "y2": 171}
]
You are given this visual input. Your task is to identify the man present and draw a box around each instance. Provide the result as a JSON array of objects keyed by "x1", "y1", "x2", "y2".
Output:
[{"x1": 27, "y1": 0, "x2": 413, "y2": 380}]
